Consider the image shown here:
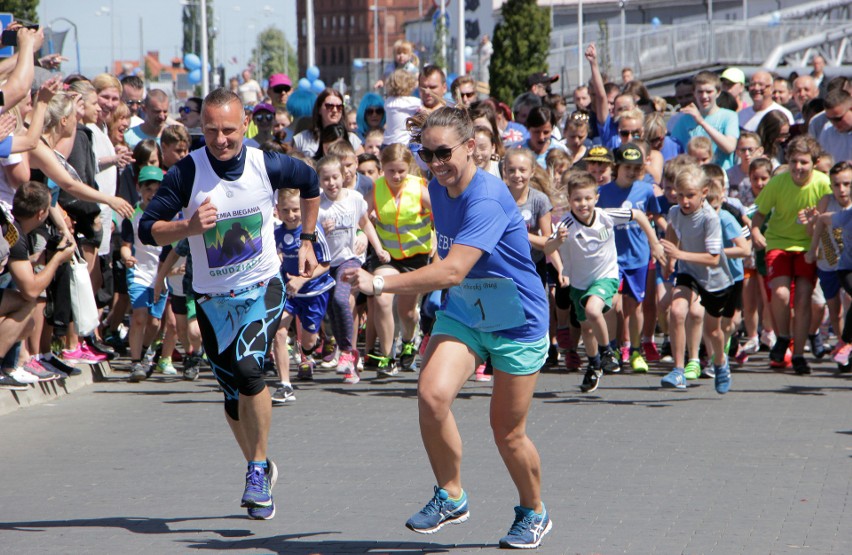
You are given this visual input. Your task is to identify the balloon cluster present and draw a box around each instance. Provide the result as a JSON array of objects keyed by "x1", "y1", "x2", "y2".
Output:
[
  {"x1": 298, "y1": 65, "x2": 326, "y2": 94},
  {"x1": 183, "y1": 53, "x2": 210, "y2": 85}
]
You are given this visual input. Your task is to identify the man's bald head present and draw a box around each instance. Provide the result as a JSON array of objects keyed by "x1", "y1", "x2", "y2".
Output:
[{"x1": 793, "y1": 75, "x2": 819, "y2": 111}]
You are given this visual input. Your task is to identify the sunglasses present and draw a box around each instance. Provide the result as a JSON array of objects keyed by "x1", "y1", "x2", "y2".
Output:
[
  {"x1": 254, "y1": 113, "x2": 274, "y2": 122},
  {"x1": 459, "y1": 90, "x2": 477, "y2": 99},
  {"x1": 125, "y1": 100, "x2": 143, "y2": 107},
  {"x1": 323, "y1": 102, "x2": 344, "y2": 112},
  {"x1": 827, "y1": 108, "x2": 849, "y2": 124},
  {"x1": 365, "y1": 107, "x2": 384, "y2": 116},
  {"x1": 178, "y1": 106, "x2": 198, "y2": 115},
  {"x1": 272, "y1": 85, "x2": 291, "y2": 94},
  {"x1": 417, "y1": 141, "x2": 465, "y2": 163},
  {"x1": 619, "y1": 130, "x2": 642, "y2": 139}
]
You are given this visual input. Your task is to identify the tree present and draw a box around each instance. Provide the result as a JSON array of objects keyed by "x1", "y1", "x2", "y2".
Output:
[
  {"x1": 489, "y1": 0, "x2": 550, "y2": 104},
  {"x1": 182, "y1": 0, "x2": 214, "y2": 67},
  {"x1": 0, "y1": 0, "x2": 39, "y2": 23},
  {"x1": 251, "y1": 26, "x2": 297, "y2": 81}
]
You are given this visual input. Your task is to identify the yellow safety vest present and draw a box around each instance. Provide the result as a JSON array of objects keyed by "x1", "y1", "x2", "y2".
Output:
[{"x1": 374, "y1": 175, "x2": 432, "y2": 260}]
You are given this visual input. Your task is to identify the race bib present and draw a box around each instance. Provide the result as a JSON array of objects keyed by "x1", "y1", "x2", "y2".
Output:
[{"x1": 443, "y1": 278, "x2": 526, "y2": 332}]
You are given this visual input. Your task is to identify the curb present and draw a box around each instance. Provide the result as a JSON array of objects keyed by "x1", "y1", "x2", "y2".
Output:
[{"x1": 0, "y1": 361, "x2": 112, "y2": 417}]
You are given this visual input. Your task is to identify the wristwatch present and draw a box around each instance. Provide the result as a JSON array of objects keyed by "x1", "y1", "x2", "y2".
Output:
[
  {"x1": 299, "y1": 231, "x2": 318, "y2": 242},
  {"x1": 372, "y1": 275, "x2": 384, "y2": 296}
]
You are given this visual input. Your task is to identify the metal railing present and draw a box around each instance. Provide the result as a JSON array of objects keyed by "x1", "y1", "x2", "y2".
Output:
[{"x1": 549, "y1": 20, "x2": 852, "y2": 91}]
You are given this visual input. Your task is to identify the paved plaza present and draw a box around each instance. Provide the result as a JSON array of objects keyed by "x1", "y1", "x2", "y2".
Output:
[{"x1": 1, "y1": 356, "x2": 851, "y2": 554}]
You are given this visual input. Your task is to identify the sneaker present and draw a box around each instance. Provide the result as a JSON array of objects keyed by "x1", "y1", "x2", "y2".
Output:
[
  {"x1": 7, "y1": 366, "x2": 38, "y2": 384},
  {"x1": 156, "y1": 356, "x2": 178, "y2": 375},
  {"x1": 128, "y1": 362, "x2": 149, "y2": 382},
  {"x1": 343, "y1": 365, "x2": 361, "y2": 384},
  {"x1": 683, "y1": 360, "x2": 701, "y2": 380},
  {"x1": 405, "y1": 486, "x2": 470, "y2": 534},
  {"x1": 659, "y1": 338, "x2": 674, "y2": 363},
  {"x1": 580, "y1": 366, "x2": 602, "y2": 393},
  {"x1": 37, "y1": 358, "x2": 69, "y2": 379},
  {"x1": 741, "y1": 336, "x2": 760, "y2": 355},
  {"x1": 319, "y1": 339, "x2": 339, "y2": 368},
  {"x1": 356, "y1": 353, "x2": 364, "y2": 371},
  {"x1": 734, "y1": 349, "x2": 750, "y2": 365},
  {"x1": 498, "y1": 505, "x2": 553, "y2": 549},
  {"x1": 399, "y1": 339, "x2": 417, "y2": 371},
  {"x1": 600, "y1": 348, "x2": 620, "y2": 373},
  {"x1": 474, "y1": 363, "x2": 492, "y2": 382},
  {"x1": 792, "y1": 355, "x2": 811, "y2": 375},
  {"x1": 760, "y1": 329, "x2": 777, "y2": 350},
  {"x1": 0, "y1": 371, "x2": 28, "y2": 390},
  {"x1": 714, "y1": 363, "x2": 731, "y2": 394},
  {"x1": 810, "y1": 333, "x2": 829, "y2": 359},
  {"x1": 373, "y1": 355, "x2": 399, "y2": 378},
  {"x1": 336, "y1": 350, "x2": 356, "y2": 375},
  {"x1": 296, "y1": 357, "x2": 315, "y2": 381},
  {"x1": 545, "y1": 343, "x2": 559, "y2": 366},
  {"x1": 241, "y1": 462, "x2": 275, "y2": 508},
  {"x1": 271, "y1": 383, "x2": 296, "y2": 404},
  {"x1": 42, "y1": 354, "x2": 80, "y2": 376},
  {"x1": 21, "y1": 358, "x2": 60, "y2": 382},
  {"x1": 245, "y1": 460, "x2": 278, "y2": 519},
  {"x1": 183, "y1": 354, "x2": 201, "y2": 381},
  {"x1": 661, "y1": 369, "x2": 687, "y2": 390},
  {"x1": 642, "y1": 340, "x2": 661, "y2": 362},
  {"x1": 620, "y1": 345, "x2": 630, "y2": 364},
  {"x1": 769, "y1": 339, "x2": 790, "y2": 368},
  {"x1": 85, "y1": 336, "x2": 116, "y2": 360},
  {"x1": 700, "y1": 364, "x2": 716, "y2": 379},
  {"x1": 833, "y1": 343, "x2": 852, "y2": 365},
  {"x1": 79, "y1": 342, "x2": 108, "y2": 363},
  {"x1": 104, "y1": 333, "x2": 128, "y2": 353},
  {"x1": 564, "y1": 350, "x2": 582, "y2": 373},
  {"x1": 629, "y1": 351, "x2": 649, "y2": 373},
  {"x1": 61, "y1": 346, "x2": 97, "y2": 365}
]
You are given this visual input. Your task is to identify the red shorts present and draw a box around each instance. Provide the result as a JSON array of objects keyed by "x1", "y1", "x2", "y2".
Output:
[{"x1": 765, "y1": 250, "x2": 816, "y2": 284}]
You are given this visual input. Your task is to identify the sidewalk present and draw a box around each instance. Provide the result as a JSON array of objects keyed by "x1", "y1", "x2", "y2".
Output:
[{"x1": 1, "y1": 356, "x2": 850, "y2": 554}]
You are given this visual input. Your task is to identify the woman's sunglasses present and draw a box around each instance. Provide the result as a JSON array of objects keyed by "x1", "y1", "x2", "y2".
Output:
[
  {"x1": 365, "y1": 107, "x2": 384, "y2": 116},
  {"x1": 254, "y1": 113, "x2": 275, "y2": 122}
]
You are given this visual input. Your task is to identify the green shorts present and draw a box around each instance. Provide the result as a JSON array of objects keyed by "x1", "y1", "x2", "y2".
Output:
[
  {"x1": 431, "y1": 311, "x2": 549, "y2": 375},
  {"x1": 569, "y1": 277, "x2": 619, "y2": 322}
]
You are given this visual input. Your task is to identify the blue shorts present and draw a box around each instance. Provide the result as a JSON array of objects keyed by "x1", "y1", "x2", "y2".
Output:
[
  {"x1": 817, "y1": 268, "x2": 841, "y2": 300},
  {"x1": 128, "y1": 282, "x2": 168, "y2": 319},
  {"x1": 431, "y1": 311, "x2": 549, "y2": 375},
  {"x1": 619, "y1": 265, "x2": 649, "y2": 302},
  {"x1": 283, "y1": 292, "x2": 330, "y2": 333},
  {"x1": 655, "y1": 263, "x2": 676, "y2": 286}
]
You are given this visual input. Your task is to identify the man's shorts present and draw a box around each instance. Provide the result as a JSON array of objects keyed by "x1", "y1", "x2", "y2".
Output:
[
  {"x1": 283, "y1": 292, "x2": 330, "y2": 333},
  {"x1": 431, "y1": 311, "x2": 548, "y2": 375},
  {"x1": 765, "y1": 249, "x2": 817, "y2": 284},
  {"x1": 569, "y1": 278, "x2": 619, "y2": 323},
  {"x1": 128, "y1": 282, "x2": 168, "y2": 319},
  {"x1": 675, "y1": 273, "x2": 734, "y2": 318},
  {"x1": 619, "y1": 265, "x2": 649, "y2": 302}
]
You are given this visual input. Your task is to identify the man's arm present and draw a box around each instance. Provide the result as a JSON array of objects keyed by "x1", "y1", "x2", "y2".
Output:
[
  {"x1": 8, "y1": 241, "x2": 74, "y2": 301},
  {"x1": 585, "y1": 43, "x2": 609, "y2": 124}
]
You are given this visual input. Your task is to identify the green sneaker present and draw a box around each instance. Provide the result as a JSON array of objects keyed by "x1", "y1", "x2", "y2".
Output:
[
  {"x1": 399, "y1": 340, "x2": 417, "y2": 372},
  {"x1": 369, "y1": 354, "x2": 398, "y2": 378},
  {"x1": 156, "y1": 356, "x2": 177, "y2": 375},
  {"x1": 629, "y1": 350, "x2": 649, "y2": 373},
  {"x1": 683, "y1": 360, "x2": 701, "y2": 380}
]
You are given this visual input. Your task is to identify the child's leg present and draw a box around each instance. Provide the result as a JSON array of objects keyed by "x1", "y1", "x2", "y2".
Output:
[
  {"x1": 273, "y1": 312, "x2": 295, "y2": 384},
  {"x1": 686, "y1": 298, "x2": 705, "y2": 361},
  {"x1": 669, "y1": 286, "x2": 693, "y2": 369},
  {"x1": 741, "y1": 273, "x2": 760, "y2": 341},
  {"x1": 792, "y1": 276, "x2": 815, "y2": 357},
  {"x1": 584, "y1": 295, "x2": 610, "y2": 349},
  {"x1": 641, "y1": 264, "x2": 657, "y2": 344},
  {"x1": 704, "y1": 313, "x2": 726, "y2": 366},
  {"x1": 768, "y1": 276, "x2": 793, "y2": 338},
  {"x1": 160, "y1": 301, "x2": 178, "y2": 361},
  {"x1": 129, "y1": 307, "x2": 148, "y2": 360}
]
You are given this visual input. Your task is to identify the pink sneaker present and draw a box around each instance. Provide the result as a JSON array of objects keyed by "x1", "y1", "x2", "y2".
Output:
[
  {"x1": 342, "y1": 364, "x2": 361, "y2": 385},
  {"x1": 62, "y1": 344, "x2": 104, "y2": 365},
  {"x1": 336, "y1": 350, "x2": 357, "y2": 375},
  {"x1": 833, "y1": 343, "x2": 852, "y2": 365},
  {"x1": 642, "y1": 341, "x2": 660, "y2": 362},
  {"x1": 474, "y1": 363, "x2": 492, "y2": 382},
  {"x1": 80, "y1": 342, "x2": 107, "y2": 362},
  {"x1": 620, "y1": 346, "x2": 631, "y2": 364}
]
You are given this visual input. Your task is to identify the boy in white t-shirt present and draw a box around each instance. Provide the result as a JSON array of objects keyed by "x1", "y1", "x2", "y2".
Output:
[{"x1": 545, "y1": 171, "x2": 664, "y2": 393}]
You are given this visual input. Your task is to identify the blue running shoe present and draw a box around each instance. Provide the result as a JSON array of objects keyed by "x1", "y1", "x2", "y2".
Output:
[
  {"x1": 661, "y1": 369, "x2": 687, "y2": 390},
  {"x1": 405, "y1": 486, "x2": 469, "y2": 534},
  {"x1": 714, "y1": 363, "x2": 731, "y2": 394},
  {"x1": 241, "y1": 460, "x2": 276, "y2": 508},
  {"x1": 247, "y1": 460, "x2": 278, "y2": 519},
  {"x1": 498, "y1": 505, "x2": 553, "y2": 549}
]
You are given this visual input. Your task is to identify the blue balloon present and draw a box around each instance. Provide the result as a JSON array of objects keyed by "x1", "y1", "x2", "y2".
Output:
[
  {"x1": 188, "y1": 68, "x2": 202, "y2": 84},
  {"x1": 183, "y1": 53, "x2": 201, "y2": 71},
  {"x1": 298, "y1": 77, "x2": 312, "y2": 91},
  {"x1": 353, "y1": 58, "x2": 365, "y2": 69},
  {"x1": 650, "y1": 17, "x2": 661, "y2": 28},
  {"x1": 307, "y1": 65, "x2": 320, "y2": 82},
  {"x1": 310, "y1": 79, "x2": 326, "y2": 94}
]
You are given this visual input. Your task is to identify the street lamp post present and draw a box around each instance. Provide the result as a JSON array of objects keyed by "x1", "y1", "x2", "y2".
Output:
[{"x1": 200, "y1": 0, "x2": 209, "y2": 95}]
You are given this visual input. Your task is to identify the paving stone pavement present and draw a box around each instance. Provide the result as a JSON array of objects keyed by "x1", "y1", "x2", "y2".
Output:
[{"x1": 1, "y1": 354, "x2": 851, "y2": 554}]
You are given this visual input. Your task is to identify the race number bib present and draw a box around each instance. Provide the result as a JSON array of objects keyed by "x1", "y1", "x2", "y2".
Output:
[{"x1": 443, "y1": 278, "x2": 526, "y2": 332}]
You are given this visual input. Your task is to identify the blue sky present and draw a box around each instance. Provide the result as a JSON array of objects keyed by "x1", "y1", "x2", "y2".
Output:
[{"x1": 38, "y1": 0, "x2": 298, "y2": 80}]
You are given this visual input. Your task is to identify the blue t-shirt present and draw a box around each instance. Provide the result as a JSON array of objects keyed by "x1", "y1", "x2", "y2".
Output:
[
  {"x1": 274, "y1": 223, "x2": 334, "y2": 297},
  {"x1": 524, "y1": 139, "x2": 569, "y2": 169},
  {"x1": 719, "y1": 209, "x2": 744, "y2": 282},
  {"x1": 430, "y1": 169, "x2": 548, "y2": 342},
  {"x1": 670, "y1": 108, "x2": 740, "y2": 170},
  {"x1": 597, "y1": 180, "x2": 661, "y2": 269}
]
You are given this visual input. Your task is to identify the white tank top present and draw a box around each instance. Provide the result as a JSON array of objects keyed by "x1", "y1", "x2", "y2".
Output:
[{"x1": 185, "y1": 147, "x2": 280, "y2": 294}]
